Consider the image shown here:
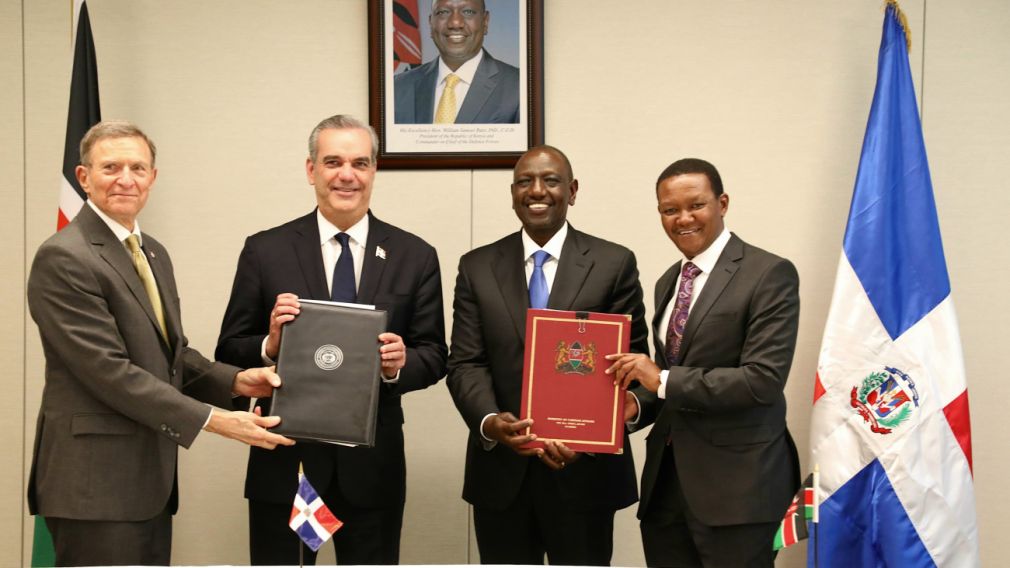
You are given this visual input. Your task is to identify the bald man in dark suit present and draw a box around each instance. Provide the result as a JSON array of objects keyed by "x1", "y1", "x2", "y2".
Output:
[{"x1": 447, "y1": 145, "x2": 647, "y2": 565}]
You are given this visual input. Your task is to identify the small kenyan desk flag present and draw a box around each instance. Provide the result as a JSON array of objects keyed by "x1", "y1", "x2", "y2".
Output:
[{"x1": 774, "y1": 472, "x2": 817, "y2": 550}]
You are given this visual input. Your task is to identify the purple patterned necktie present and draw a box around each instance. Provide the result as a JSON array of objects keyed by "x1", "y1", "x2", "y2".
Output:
[{"x1": 665, "y1": 262, "x2": 702, "y2": 364}]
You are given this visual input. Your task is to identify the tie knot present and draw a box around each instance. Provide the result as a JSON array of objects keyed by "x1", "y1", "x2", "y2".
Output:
[
  {"x1": 445, "y1": 73, "x2": 461, "y2": 88},
  {"x1": 682, "y1": 261, "x2": 701, "y2": 280},
  {"x1": 532, "y1": 250, "x2": 551, "y2": 268},
  {"x1": 335, "y1": 232, "x2": 351, "y2": 248},
  {"x1": 125, "y1": 235, "x2": 142, "y2": 254}
]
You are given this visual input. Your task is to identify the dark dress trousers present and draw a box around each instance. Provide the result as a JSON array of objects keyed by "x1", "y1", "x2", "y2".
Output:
[
  {"x1": 27, "y1": 205, "x2": 239, "y2": 566},
  {"x1": 633, "y1": 234, "x2": 801, "y2": 567},
  {"x1": 215, "y1": 210, "x2": 447, "y2": 565},
  {"x1": 394, "y1": 50, "x2": 520, "y2": 124},
  {"x1": 446, "y1": 227, "x2": 648, "y2": 565}
]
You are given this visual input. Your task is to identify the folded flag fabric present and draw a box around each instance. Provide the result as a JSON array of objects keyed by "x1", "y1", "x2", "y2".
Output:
[
  {"x1": 773, "y1": 473, "x2": 815, "y2": 550},
  {"x1": 289, "y1": 469, "x2": 343, "y2": 552}
]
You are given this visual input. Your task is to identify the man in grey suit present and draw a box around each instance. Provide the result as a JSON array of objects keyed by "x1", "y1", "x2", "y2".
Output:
[
  {"x1": 26, "y1": 120, "x2": 294, "y2": 567},
  {"x1": 394, "y1": 0, "x2": 520, "y2": 124},
  {"x1": 609, "y1": 158, "x2": 801, "y2": 567},
  {"x1": 447, "y1": 145, "x2": 647, "y2": 565}
]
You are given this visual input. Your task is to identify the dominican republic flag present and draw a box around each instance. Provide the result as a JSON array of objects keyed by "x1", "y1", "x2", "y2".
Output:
[
  {"x1": 808, "y1": 3, "x2": 978, "y2": 566},
  {"x1": 392, "y1": 0, "x2": 421, "y2": 73},
  {"x1": 33, "y1": 2, "x2": 100, "y2": 566},
  {"x1": 289, "y1": 469, "x2": 343, "y2": 552},
  {"x1": 773, "y1": 473, "x2": 816, "y2": 551}
]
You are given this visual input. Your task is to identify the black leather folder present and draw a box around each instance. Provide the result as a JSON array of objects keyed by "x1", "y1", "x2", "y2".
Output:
[{"x1": 271, "y1": 300, "x2": 387, "y2": 446}]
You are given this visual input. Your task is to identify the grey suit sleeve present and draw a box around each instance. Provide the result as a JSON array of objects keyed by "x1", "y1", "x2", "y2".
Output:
[
  {"x1": 664, "y1": 259, "x2": 800, "y2": 412},
  {"x1": 445, "y1": 257, "x2": 501, "y2": 434},
  {"x1": 27, "y1": 243, "x2": 221, "y2": 448}
]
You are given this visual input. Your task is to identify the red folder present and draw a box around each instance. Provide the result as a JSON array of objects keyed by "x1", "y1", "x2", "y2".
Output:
[{"x1": 519, "y1": 309, "x2": 630, "y2": 454}]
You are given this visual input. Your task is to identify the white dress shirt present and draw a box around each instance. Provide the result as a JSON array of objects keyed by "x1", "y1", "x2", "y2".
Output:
[
  {"x1": 479, "y1": 223, "x2": 570, "y2": 443},
  {"x1": 318, "y1": 210, "x2": 368, "y2": 293},
  {"x1": 656, "y1": 227, "x2": 732, "y2": 398},
  {"x1": 433, "y1": 50, "x2": 484, "y2": 119}
]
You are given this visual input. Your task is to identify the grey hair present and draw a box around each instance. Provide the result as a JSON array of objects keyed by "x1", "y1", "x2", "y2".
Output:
[
  {"x1": 79, "y1": 120, "x2": 157, "y2": 167},
  {"x1": 308, "y1": 115, "x2": 379, "y2": 164}
]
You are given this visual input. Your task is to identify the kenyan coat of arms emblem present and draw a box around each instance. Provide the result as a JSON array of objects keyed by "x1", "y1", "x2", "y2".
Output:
[
  {"x1": 850, "y1": 366, "x2": 920, "y2": 434},
  {"x1": 554, "y1": 340, "x2": 597, "y2": 376}
]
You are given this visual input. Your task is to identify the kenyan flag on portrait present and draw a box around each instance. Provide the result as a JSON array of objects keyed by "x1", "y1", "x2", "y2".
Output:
[{"x1": 773, "y1": 473, "x2": 816, "y2": 550}]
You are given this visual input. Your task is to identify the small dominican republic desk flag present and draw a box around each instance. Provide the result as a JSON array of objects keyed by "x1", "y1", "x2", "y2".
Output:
[
  {"x1": 808, "y1": 1, "x2": 978, "y2": 566},
  {"x1": 289, "y1": 465, "x2": 343, "y2": 552}
]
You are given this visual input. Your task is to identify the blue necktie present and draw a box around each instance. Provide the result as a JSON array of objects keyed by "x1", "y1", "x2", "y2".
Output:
[
  {"x1": 331, "y1": 233, "x2": 356, "y2": 302},
  {"x1": 529, "y1": 250, "x2": 550, "y2": 309}
]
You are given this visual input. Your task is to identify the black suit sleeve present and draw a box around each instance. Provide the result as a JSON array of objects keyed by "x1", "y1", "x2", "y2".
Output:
[
  {"x1": 216, "y1": 237, "x2": 271, "y2": 369},
  {"x1": 611, "y1": 249, "x2": 650, "y2": 357},
  {"x1": 387, "y1": 243, "x2": 448, "y2": 395},
  {"x1": 665, "y1": 258, "x2": 800, "y2": 412},
  {"x1": 445, "y1": 256, "x2": 500, "y2": 434}
]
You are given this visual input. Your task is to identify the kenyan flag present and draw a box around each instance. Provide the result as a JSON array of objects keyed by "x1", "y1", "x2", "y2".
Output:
[{"x1": 773, "y1": 473, "x2": 815, "y2": 550}]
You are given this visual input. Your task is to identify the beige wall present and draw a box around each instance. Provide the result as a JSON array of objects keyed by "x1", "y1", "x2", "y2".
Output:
[{"x1": 9, "y1": 0, "x2": 1008, "y2": 565}]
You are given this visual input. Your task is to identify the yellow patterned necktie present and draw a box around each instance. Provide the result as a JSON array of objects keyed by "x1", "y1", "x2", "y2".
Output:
[
  {"x1": 125, "y1": 235, "x2": 169, "y2": 344},
  {"x1": 434, "y1": 73, "x2": 461, "y2": 124}
]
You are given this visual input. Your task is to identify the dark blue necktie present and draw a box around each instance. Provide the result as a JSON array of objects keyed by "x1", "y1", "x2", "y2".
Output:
[
  {"x1": 529, "y1": 250, "x2": 550, "y2": 309},
  {"x1": 331, "y1": 232, "x2": 356, "y2": 302}
]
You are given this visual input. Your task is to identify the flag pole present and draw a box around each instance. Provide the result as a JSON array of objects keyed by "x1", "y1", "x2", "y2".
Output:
[
  {"x1": 298, "y1": 462, "x2": 305, "y2": 568},
  {"x1": 813, "y1": 464, "x2": 820, "y2": 568}
]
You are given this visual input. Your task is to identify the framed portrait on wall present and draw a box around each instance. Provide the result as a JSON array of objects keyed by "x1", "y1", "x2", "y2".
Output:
[{"x1": 368, "y1": 0, "x2": 544, "y2": 169}]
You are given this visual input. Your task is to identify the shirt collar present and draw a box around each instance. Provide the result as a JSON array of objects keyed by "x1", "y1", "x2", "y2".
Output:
[
  {"x1": 317, "y1": 209, "x2": 369, "y2": 247},
  {"x1": 437, "y1": 49, "x2": 484, "y2": 86},
  {"x1": 88, "y1": 200, "x2": 142, "y2": 246},
  {"x1": 681, "y1": 227, "x2": 731, "y2": 274},
  {"x1": 521, "y1": 222, "x2": 568, "y2": 262}
]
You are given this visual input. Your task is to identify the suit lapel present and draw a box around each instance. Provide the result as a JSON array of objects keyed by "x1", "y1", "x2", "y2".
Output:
[
  {"x1": 678, "y1": 236, "x2": 743, "y2": 361},
  {"x1": 416, "y1": 60, "x2": 439, "y2": 123},
  {"x1": 292, "y1": 211, "x2": 330, "y2": 300},
  {"x1": 492, "y1": 232, "x2": 529, "y2": 342},
  {"x1": 456, "y1": 51, "x2": 499, "y2": 123},
  {"x1": 653, "y1": 261, "x2": 681, "y2": 368},
  {"x1": 357, "y1": 212, "x2": 389, "y2": 305},
  {"x1": 548, "y1": 229, "x2": 593, "y2": 311},
  {"x1": 79, "y1": 208, "x2": 167, "y2": 348}
]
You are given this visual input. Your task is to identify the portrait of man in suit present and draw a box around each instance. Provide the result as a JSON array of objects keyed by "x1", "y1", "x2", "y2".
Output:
[
  {"x1": 446, "y1": 145, "x2": 648, "y2": 565},
  {"x1": 26, "y1": 121, "x2": 293, "y2": 567},
  {"x1": 215, "y1": 114, "x2": 447, "y2": 565},
  {"x1": 608, "y1": 158, "x2": 802, "y2": 567},
  {"x1": 394, "y1": 0, "x2": 520, "y2": 124}
]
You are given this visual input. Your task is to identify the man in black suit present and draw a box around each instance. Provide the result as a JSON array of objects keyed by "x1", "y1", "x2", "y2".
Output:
[
  {"x1": 216, "y1": 114, "x2": 448, "y2": 565},
  {"x1": 608, "y1": 158, "x2": 801, "y2": 567},
  {"x1": 446, "y1": 145, "x2": 648, "y2": 565},
  {"x1": 394, "y1": 0, "x2": 520, "y2": 124}
]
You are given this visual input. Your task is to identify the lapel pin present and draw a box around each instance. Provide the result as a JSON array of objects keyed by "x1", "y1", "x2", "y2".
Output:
[
  {"x1": 149, "y1": 250, "x2": 156, "y2": 259},
  {"x1": 376, "y1": 246, "x2": 387, "y2": 260}
]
